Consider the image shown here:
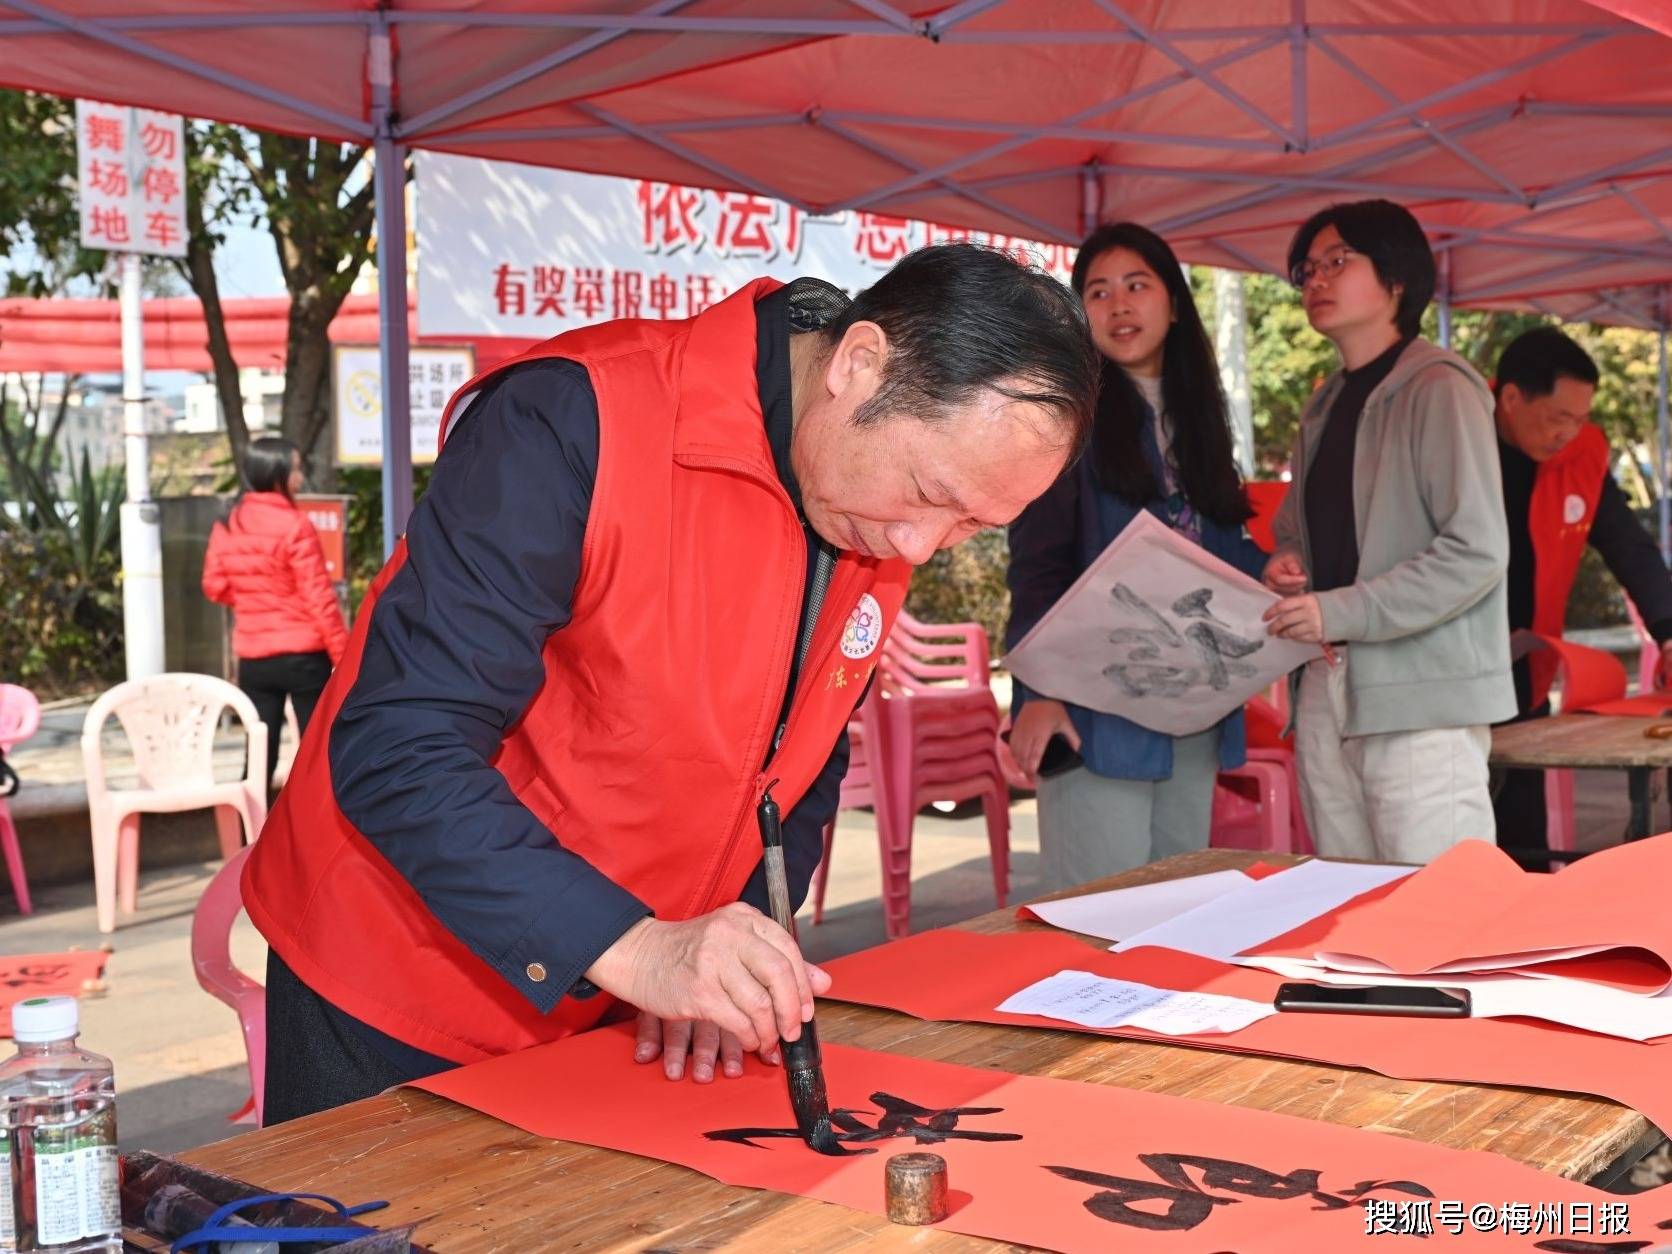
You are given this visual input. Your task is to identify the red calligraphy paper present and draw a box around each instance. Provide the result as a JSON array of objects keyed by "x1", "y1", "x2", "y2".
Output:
[
  {"x1": 0, "y1": 952, "x2": 108, "y2": 1033},
  {"x1": 1247, "y1": 838, "x2": 1672, "y2": 992},
  {"x1": 820, "y1": 928, "x2": 1672, "y2": 1133},
  {"x1": 414, "y1": 1021, "x2": 1672, "y2": 1252}
]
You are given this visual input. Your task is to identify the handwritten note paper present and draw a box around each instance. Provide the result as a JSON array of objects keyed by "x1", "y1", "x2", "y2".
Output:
[
  {"x1": 1005, "y1": 511, "x2": 1314, "y2": 735},
  {"x1": 998, "y1": 969, "x2": 1275, "y2": 1035}
]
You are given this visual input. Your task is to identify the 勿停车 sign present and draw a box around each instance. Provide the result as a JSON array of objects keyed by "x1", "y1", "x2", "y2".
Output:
[
  {"x1": 76, "y1": 100, "x2": 186, "y2": 258},
  {"x1": 333, "y1": 344, "x2": 475, "y2": 466},
  {"x1": 415, "y1": 152, "x2": 1075, "y2": 339}
]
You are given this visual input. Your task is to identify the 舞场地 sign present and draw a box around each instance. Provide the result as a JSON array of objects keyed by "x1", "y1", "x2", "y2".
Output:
[{"x1": 75, "y1": 100, "x2": 186, "y2": 258}]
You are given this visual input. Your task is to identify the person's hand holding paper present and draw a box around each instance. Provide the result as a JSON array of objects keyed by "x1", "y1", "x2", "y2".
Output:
[{"x1": 1006, "y1": 513, "x2": 1316, "y2": 736}]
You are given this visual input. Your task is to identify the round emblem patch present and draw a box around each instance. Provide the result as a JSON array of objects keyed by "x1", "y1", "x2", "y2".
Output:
[
  {"x1": 841, "y1": 593, "x2": 884, "y2": 660},
  {"x1": 1563, "y1": 493, "x2": 1587, "y2": 525}
]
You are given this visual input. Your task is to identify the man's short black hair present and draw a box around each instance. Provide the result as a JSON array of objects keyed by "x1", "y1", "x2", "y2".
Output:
[
  {"x1": 826, "y1": 242, "x2": 1099, "y2": 455},
  {"x1": 1494, "y1": 326, "x2": 1600, "y2": 400},
  {"x1": 1286, "y1": 199, "x2": 1436, "y2": 339}
]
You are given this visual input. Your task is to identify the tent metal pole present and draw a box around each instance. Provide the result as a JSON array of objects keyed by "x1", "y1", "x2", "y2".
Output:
[
  {"x1": 371, "y1": 18, "x2": 413, "y2": 557},
  {"x1": 1437, "y1": 249, "x2": 1453, "y2": 350},
  {"x1": 1659, "y1": 294, "x2": 1670, "y2": 565}
]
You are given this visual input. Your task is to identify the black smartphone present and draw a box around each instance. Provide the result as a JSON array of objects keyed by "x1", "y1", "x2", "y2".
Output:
[
  {"x1": 1273, "y1": 982, "x2": 1471, "y2": 1018},
  {"x1": 1035, "y1": 734, "x2": 1083, "y2": 780}
]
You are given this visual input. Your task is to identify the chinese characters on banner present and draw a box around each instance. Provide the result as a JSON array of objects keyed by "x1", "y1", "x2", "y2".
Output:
[
  {"x1": 416, "y1": 152, "x2": 1076, "y2": 339},
  {"x1": 332, "y1": 345, "x2": 475, "y2": 466},
  {"x1": 75, "y1": 100, "x2": 186, "y2": 258}
]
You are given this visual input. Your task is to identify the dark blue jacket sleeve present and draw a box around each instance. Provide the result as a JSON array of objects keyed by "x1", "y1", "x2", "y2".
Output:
[
  {"x1": 736, "y1": 729, "x2": 850, "y2": 917},
  {"x1": 1005, "y1": 466, "x2": 1083, "y2": 709},
  {"x1": 328, "y1": 359, "x2": 649, "y2": 1016},
  {"x1": 1588, "y1": 471, "x2": 1672, "y2": 644}
]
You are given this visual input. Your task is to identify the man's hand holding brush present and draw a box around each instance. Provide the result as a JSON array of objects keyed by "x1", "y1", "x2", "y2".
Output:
[{"x1": 586, "y1": 905, "x2": 831, "y2": 1083}]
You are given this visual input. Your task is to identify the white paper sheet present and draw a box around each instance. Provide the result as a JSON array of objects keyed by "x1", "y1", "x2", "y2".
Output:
[
  {"x1": 1004, "y1": 511, "x2": 1316, "y2": 735},
  {"x1": 1020, "y1": 870, "x2": 1255, "y2": 942},
  {"x1": 1111, "y1": 858, "x2": 1416, "y2": 961},
  {"x1": 998, "y1": 969, "x2": 1275, "y2": 1036},
  {"x1": 1241, "y1": 955, "x2": 1672, "y2": 1042}
]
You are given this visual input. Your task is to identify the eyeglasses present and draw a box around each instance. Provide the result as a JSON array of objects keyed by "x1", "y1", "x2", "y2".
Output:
[{"x1": 1291, "y1": 246, "x2": 1358, "y2": 289}]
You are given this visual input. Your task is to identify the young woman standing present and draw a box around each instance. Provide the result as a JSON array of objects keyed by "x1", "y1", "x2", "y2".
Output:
[{"x1": 1007, "y1": 223, "x2": 1266, "y2": 890}]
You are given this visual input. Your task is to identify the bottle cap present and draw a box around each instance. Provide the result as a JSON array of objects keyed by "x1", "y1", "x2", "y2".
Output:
[{"x1": 12, "y1": 996, "x2": 78, "y2": 1043}]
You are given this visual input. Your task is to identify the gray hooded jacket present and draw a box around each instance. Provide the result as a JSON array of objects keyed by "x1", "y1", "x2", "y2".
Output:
[{"x1": 1273, "y1": 338, "x2": 1517, "y2": 736}]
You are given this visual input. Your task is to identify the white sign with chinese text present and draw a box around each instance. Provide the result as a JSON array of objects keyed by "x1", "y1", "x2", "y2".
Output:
[
  {"x1": 75, "y1": 100, "x2": 186, "y2": 257},
  {"x1": 415, "y1": 152, "x2": 1074, "y2": 337},
  {"x1": 1005, "y1": 512, "x2": 1316, "y2": 736},
  {"x1": 333, "y1": 345, "x2": 475, "y2": 466}
]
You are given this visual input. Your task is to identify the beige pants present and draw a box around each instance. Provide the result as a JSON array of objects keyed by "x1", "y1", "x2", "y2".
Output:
[
  {"x1": 1295, "y1": 652, "x2": 1495, "y2": 863},
  {"x1": 1034, "y1": 729, "x2": 1220, "y2": 893}
]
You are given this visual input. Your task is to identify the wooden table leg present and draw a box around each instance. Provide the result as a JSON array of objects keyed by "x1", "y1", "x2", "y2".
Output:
[{"x1": 1628, "y1": 767, "x2": 1652, "y2": 840}]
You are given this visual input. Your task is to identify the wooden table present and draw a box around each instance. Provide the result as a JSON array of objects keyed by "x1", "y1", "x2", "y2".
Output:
[
  {"x1": 178, "y1": 850, "x2": 1660, "y2": 1251},
  {"x1": 1492, "y1": 713, "x2": 1672, "y2": 852}
]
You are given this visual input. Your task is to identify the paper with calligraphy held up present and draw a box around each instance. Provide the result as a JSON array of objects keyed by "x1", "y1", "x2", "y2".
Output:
[
  {"x1": 1004, "y1": 511, "x2": 1314, "y2": 735},
  {"x1": 413, "y1": 1020, "x2": 1672, "y2": 1252},
  {"x1": 821, "y1": 928, "x2": 1672, "y2": 1133}
]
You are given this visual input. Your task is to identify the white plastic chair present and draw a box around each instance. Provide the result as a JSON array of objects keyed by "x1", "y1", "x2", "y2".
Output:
[{"x1": 81, "y1": 674, "x2": 267, "y2": 933}]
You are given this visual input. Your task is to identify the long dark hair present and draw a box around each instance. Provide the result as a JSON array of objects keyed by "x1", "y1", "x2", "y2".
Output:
[
  {"x1": 1070, "y1": 223, "x2": 1251, "y2": 527},
  {"x1": 243, "y1": 437, "x2": 301, "y2": 499}
]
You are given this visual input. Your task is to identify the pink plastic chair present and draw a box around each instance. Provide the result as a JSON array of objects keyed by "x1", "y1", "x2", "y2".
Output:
[
  {"x1": 811, "y1": 688, "x2": 885, "y2": 925},
  {"x1": 1211, "y1": 758, "x2": 1296, "y2": 853},
  {"x1": 1625, "y1": 596, "x2": 1661, "y2": 695},
  {"x1": 813, "y1": 612, "x2": 1010, "y2": 940},
  {"x1": 191, "y1": 844, "x2": 265, "y2": 1125},
  {"x1": 1538, "y1": 638, "x2": 1629, "y2": 856},
  {"x1": 81, "y1": 674, "x2": 267, "y2": 933},
  {"x1": 0, "y1": 684, "x2": 42, "y2": 914}
]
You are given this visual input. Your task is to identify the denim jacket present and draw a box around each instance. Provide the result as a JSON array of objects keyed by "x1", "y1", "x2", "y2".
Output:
[{"x1": 1005, "y1": 408, "x2": 1268, "y2": 781}]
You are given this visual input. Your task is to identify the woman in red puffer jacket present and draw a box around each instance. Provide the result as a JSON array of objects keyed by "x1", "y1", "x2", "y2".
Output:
[{"x1": 202, "y1": 438, "x2": 349, "y2": 791}]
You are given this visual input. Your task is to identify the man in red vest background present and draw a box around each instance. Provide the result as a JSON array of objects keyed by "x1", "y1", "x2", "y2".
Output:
[
  {"x1": 1492, "y1": 326, "x2": 1672, "y2": 858},
  {"x1": 244, "y1": 244, "x2": 1100, "y2": 1122}
]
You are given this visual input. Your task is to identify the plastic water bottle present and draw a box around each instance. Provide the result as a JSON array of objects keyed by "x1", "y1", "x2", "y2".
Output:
[{"x1": 0, "y1": 998, "x2": 120, "y2": 1252}]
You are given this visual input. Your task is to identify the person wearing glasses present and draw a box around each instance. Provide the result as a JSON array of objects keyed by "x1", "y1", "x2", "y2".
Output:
[
  {"x1": 1262, "y1": 200, "x2": 1514, "y2": 862},
  {"x1": 1007, "y1": 223, "x2": 1268, "y2": 889},
  {"x1": 202, "y1": 436, "x2": 349, "y2": 793}
]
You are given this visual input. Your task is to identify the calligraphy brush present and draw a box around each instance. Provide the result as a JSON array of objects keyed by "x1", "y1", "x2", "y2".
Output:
[{"x1": 757, "y1": 781, "x2": 852, "y2": 1157}]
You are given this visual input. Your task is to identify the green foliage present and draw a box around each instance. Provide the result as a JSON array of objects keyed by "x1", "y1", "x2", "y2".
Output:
[
  {"x1": 0, "y1": 530, "x2": 123, "y2": 698},
  {"x1": 339, "y1": 465, "x2": 434, "y2": 608},
  {"x1": 906, "y1": 527, "x2": 1012, "y2": 655},
  {"x1": 0, "y1": 91, "x2": 108, "y2": 297}
]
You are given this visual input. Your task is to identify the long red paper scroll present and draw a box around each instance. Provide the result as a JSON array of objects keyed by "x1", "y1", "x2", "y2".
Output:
[
  {"x1": 414, "y1": 1021, "x2": 1672, "y2": 1252},
  {"x1": 819, "y1": 928, "x2": 1672, "y2": 1132},
  {"x1": 1247, "y1": 837, "x2": 1672, "y2": 992},
  {"x1": 0, "y1": 952, "x2": 108, "y2": 1034}
]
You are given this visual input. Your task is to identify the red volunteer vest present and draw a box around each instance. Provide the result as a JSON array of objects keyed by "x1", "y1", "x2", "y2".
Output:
[
  {"x1": 1526, "y1": 423, "x2": 1610, "y2": 708},
  {"x1": 244, "y1": 281, "x2": 912, "y2": 1063}
]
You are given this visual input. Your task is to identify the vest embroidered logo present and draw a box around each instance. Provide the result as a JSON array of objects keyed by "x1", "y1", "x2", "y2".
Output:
[
  {"x1": 841, "y1": 593, "x2": 883, "y2": 659},
  {"x1": 1563, "y1": 493, "x2": 1587, "y2": 525}
]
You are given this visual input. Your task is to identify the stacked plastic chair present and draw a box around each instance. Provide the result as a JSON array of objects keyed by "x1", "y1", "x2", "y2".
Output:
[
  {"x1": 0, "y1": 684, "x2": 41, "y2": 914},
  {"x1": 812, "y1": 611, "x2": 1010, "y2": 940},
  {"x1": 1211, "y1": 691, "x2": 1313, "y2": 855}
]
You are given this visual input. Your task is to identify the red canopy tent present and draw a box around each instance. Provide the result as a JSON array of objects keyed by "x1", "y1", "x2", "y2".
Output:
[
  {"x1": 0, "y1": 293, "x2": 533, "y2": 375},
  {"x1": 2, "y1": 0, "x2": 1670, "y2": 547}
]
